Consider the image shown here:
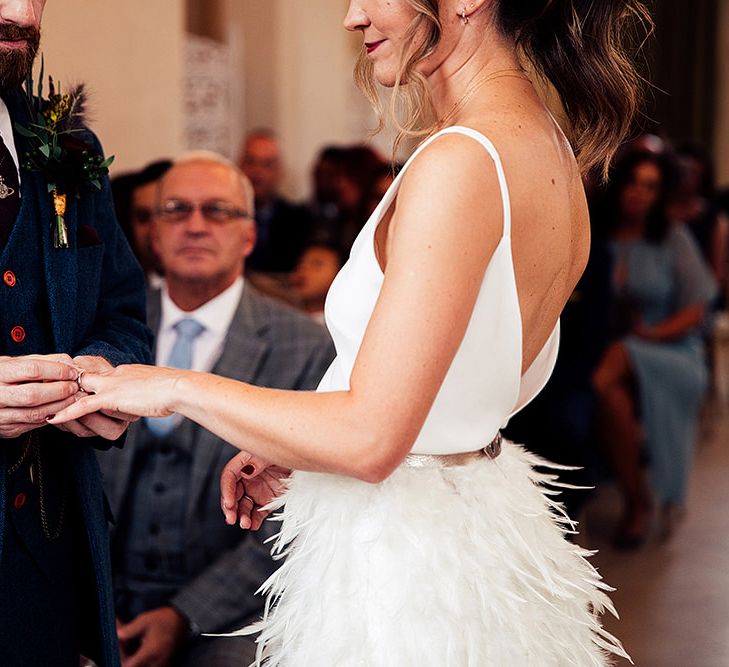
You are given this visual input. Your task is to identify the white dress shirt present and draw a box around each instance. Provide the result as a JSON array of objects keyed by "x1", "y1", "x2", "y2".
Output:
[
  {"x1": 156, "y1": 277, "x2": 244, "y2": 372},
  {"x1": 0, "y1": 97, "x2": 21, "y2": 179}
]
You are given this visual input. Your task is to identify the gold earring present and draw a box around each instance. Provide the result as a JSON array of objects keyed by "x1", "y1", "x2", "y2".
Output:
[{"x1": 460, "y1": 8, "x2": 469, "y2": 25}]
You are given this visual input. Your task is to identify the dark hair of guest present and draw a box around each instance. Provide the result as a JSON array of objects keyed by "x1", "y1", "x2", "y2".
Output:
[
  {"x1": 676, "y1": 142, "x2": 717, "y2": 200},
  {"x1": 111, "y1": 160, "x2": 173, "y2": 242},
  {"x1": 595, "y1": 150, "x2": 677, "y2": 244},
  {"x1": 303, "y1": 228, "x2": 348, "y2": 268}
]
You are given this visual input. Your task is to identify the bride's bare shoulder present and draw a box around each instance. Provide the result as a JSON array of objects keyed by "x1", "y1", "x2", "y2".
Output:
[{"x1": 400, "y1": 114, "x2": 584, "y2": 227}]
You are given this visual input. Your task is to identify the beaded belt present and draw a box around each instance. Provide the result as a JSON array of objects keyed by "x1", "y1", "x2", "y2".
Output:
[{"x1": 404, "y1": 432, "x2": 503, "y2": 468}]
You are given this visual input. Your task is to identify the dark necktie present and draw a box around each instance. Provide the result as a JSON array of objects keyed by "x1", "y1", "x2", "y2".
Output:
[{"x1": 0, "y1": 131, "x2": 21, "y2": 251}]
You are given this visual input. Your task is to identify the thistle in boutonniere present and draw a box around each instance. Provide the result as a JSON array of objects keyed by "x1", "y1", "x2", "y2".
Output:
[{"x1": 13, "y1": 61, "x2": 114, "y2": 248}]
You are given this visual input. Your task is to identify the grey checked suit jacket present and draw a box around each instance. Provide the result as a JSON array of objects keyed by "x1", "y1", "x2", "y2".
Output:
[{"x1": 99, "y1": 284, "x2": 335, "y2": 633}]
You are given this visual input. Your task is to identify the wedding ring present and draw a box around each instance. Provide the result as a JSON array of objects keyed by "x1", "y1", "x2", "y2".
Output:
[
  {"x1": 242, "y1": 495, "x2": 254, "y2": 505},
  {"x1": 76, "y1": 369, "x2": 86, "y2": 391}
]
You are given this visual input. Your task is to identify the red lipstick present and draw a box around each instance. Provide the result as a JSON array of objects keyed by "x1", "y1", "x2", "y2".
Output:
[{"x1": 365, "y1": 40, "x2": 385, "y2": 54}]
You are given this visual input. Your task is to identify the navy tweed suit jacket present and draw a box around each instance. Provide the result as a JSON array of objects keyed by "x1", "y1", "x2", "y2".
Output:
[{"x1": 0, "y1": 88, "x2": 152, "y2": 667}]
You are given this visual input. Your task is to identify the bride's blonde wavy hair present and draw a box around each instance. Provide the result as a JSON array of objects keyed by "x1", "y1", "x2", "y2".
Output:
[
  {"x1": 353, "y1": 0, "x2": 652, "y2": 178},
  {"x1": 354, "y1": 1, "x2": 441, "y2": 158}
]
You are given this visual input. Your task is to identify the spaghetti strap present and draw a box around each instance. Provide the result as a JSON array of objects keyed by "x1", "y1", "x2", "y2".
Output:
[
  {"x1": 426, "y1": 126, "x2": 512, "y2": 240},
  {"x1": 371, "y1": 125, "x2": 513, "y2": 242}
]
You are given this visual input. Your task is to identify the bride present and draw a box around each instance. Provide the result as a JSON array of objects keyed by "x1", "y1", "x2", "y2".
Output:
[{"x1": 53, "y1": 0, "x2": 648, "y2": 664}]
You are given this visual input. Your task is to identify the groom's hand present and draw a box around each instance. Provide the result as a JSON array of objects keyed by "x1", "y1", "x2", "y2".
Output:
[
  {"x1": 117, "y1": 606, "x2": 189, "y2": 667},
  {"x1": 0, "y1": 355, "x2": 79, "y2": 438},
  {"x1": 52, "y1": 355, "x2": 138, "y2": 440}
]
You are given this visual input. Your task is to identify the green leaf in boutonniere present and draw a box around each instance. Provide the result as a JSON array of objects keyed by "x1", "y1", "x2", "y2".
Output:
[{"x1": 13, "y1": 59, "x2": 115, "y2": 249}]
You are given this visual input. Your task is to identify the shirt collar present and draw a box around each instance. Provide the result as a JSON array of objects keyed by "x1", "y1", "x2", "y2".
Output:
[
  {"x1": 160, "y1": 277, "x2": 244, "y2": 337},
  {"x1": 0, "y1": 97, "x2": 20, "y2": 179}
]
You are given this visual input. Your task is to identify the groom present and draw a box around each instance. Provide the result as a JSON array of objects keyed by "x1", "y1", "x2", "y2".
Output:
[{"x1": 0, "y1": 2, "x2": 151, "y2": 666}]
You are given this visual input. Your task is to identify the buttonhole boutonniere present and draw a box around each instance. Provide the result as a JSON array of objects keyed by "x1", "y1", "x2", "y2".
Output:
[{"x1": 13, "y1": 60, "x2": 114, "y2": 249}]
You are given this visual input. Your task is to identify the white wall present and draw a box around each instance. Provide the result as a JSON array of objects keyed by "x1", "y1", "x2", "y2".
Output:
[
  {"x1": 229, "y1": 0, "x2": 376, "y2": 201},
  {"x1": 38, "y1": 0, "x2": 375, "y2": 192},
  {"x1": 272, "y1": 1, "x2": 368, "y2": 199},
  {"x1": 40, "y1": 1, "x2": 186, "y2": 173}
]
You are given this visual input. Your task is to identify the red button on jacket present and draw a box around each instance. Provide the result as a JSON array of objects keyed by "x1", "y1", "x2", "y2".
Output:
[
  {"x1": 3, "y1": 270, "x2": 16, "y2": 287},
  {"x1": 10, "y1": 326, "x2": 25, "y2": 343},
  {"x1": 13, "y1": 493, "x2": 26, "y2": 510}
]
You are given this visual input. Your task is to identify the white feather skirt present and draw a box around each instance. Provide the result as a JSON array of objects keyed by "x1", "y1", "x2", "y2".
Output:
[{"x1": 240, "y1": 440, "x2": 631, "y2": 666}]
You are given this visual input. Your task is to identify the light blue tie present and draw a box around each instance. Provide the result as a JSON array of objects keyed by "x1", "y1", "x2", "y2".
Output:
[{"x1": 145, "y1": 318, "x2": 205, "y2": 438}]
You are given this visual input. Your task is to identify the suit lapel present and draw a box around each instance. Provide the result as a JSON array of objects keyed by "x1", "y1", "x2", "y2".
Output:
[
  {"x1": 147, "y1": 288, "x2": 162, "y2": 348},
  {"x1": 186, "y1": 285, "x2": 272, "y2": 518},
  {"x1": 211, "y1": 285, "x2": 272, "y2": 381},
  {"x1": 4, "y1": 89, "x2": 79, "y2": 353},
  {"x1": 40, "y1": 179, "x2": 78, "y2": 352}
]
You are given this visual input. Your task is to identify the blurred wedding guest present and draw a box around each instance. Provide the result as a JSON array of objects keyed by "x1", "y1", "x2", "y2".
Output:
[
  {"x1": 592, "y1": 151, "x2": 717, "y2": 549},
  {"x1": 624, "y1": 132, "x2": 667, "y2": 157},
  {"x1": 335, "y1": 146, "x2": 386, "y2": 249},
  {"x1": 668, "y1": 144, "x2": 729, "y2": 287},
  {"x1": 239, "y1": 129, "x2": 311, "y2": 273},
  {"x1": 310, "y1": 145, "x2": 345, "y2": 223},
  {"x1": 310, "y1": 145, "x2": 385, "y2": 254},
  {"x1": 291, "y1": 240, "x2": 345, "y2": 324},
  {"x1": 100, "y1": 152, "x2": 335, "y2": 667},
  {"x1": 111, "y1": 160, "x2": 172, "y2": 285}
]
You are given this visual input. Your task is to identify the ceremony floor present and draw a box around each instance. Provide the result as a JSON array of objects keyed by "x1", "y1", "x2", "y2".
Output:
[{"x1": 585, "y1": 404, "x2": 729, "y2": 667}]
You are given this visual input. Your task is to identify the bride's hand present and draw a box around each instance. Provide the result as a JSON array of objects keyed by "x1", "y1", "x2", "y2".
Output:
[
  {"x1": 220, "y1": 450, "x2": 290, "y2": 531},
  {"x1": 47, "y1": 364, "x2": 181, "y2": 425}
]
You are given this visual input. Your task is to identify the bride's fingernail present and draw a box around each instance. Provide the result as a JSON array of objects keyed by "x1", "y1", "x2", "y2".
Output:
[{"x1": 242, "y1": 465, "x2": 255, "y2": 475}]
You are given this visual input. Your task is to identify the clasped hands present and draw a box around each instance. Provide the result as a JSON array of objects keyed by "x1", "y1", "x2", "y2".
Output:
[
  {"x1": 32, "y1": 357, "x2": 290, "y2": 529},
  {"x1": 0, "y1": 353, "x2": 136, "y2": 440}
]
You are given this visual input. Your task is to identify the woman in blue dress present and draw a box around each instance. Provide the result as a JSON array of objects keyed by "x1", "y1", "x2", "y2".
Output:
[{"x1": 593, "y1": 150, "x2": 717, "y2": 548}]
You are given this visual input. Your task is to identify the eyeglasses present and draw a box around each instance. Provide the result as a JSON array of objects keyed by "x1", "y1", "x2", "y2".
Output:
[{"x1": 158, "y1": 199, "x2": 252, "y2": 224}]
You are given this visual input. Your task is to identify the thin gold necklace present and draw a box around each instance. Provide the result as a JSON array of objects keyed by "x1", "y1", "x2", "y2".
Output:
[{"x1": 440, "y1": 67, "x2": 530, "y2": 128}]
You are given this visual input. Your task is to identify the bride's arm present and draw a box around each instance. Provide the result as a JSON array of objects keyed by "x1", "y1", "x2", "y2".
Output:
[{"x1": 52, "y1": 137, "x2": 504, "y2": 481}]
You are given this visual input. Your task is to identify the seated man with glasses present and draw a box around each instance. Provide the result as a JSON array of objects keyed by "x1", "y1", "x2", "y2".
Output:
[{"x1": 99, "y1": 152, "x2": 335, "y2": 667}]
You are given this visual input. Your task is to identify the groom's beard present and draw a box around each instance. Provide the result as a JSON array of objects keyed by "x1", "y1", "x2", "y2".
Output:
[{"x1": 0, "y1": 23, "x2": 40, "y2": 93}]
